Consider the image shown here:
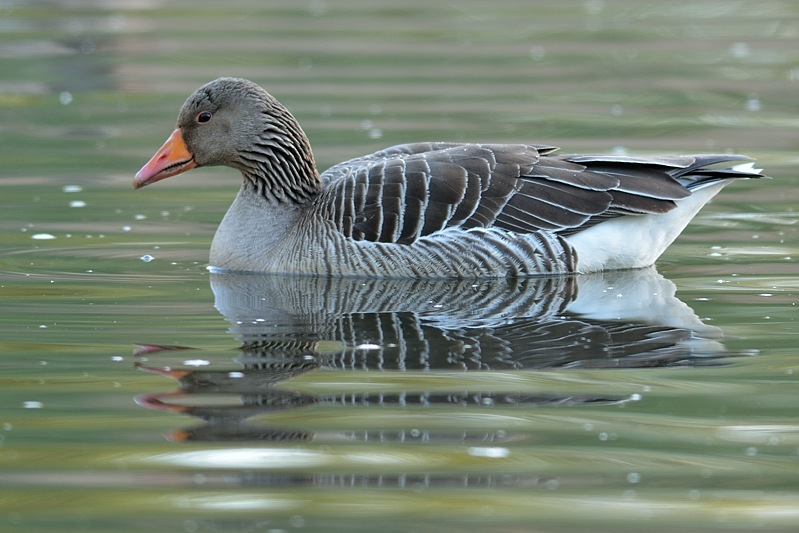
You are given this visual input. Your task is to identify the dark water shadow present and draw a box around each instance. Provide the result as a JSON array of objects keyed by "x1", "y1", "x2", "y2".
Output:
[{"x1": 134, "y1": 267, "x2": 738, "y2": 445}]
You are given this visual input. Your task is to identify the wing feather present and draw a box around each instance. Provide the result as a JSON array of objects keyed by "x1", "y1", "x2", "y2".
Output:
[{"x1": 318, "y1": 144, "x2": 759, "y2": 244}]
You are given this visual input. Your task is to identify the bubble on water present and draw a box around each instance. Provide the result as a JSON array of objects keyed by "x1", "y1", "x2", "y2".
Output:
[
  {"x1": 59, "y1": 91, "x2": 73, "y2": 105},
  {"x1": 63, "y1": 185, "x2": 82, "y2": 193},
  {"x1": 355, "y1": 343, "x2": 381, "y2": 351},
  {"x1": 730, "y1": 42, "x2": 750, "y2": 58},
  {"x1": 183, "y1": 359, "x2": 210, "y2": 367},
  {"x1": 626, "y1": 472, "x2": 641, "y2": 484},
  {"x1": 23, "y1": 401, "x2": 44, "y2": 409},
  {"x1": 468, "y1": 446, "x2": 510, "y2": 458},
  {"x1": 31, "y1": 233, "x2": 56, "y2": 240},
  {"x1": 69, "y1": 200, "x2": 86, "y2": 208},
  {"x1": 140, "y1": 254, "x2": 154, "y2": 263},
  {"x1": 134, "y1": 214, "x2": 147, "y2": 220}
]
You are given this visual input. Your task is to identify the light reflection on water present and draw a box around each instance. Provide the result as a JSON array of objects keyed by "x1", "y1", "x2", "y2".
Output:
[{"x1": 1, "y1": 0, "x2": 798, "y2": 531}]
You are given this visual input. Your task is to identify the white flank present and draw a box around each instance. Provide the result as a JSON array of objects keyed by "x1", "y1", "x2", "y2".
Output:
[{"x1": 564, "y1": 181, "x2": 730, "y2": 273}]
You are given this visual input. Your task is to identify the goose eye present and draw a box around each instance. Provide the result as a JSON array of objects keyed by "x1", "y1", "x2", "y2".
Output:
[{"x1": 197, "y1": 111, "x2": 212, "y2": 123}]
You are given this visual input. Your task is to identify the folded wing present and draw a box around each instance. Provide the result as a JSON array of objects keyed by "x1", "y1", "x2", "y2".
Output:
[{"x1": 320, "y1": 143, "x2": 758, "y2": 244}]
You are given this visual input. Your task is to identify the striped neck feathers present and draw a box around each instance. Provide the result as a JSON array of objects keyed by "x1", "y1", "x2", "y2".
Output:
[{"x1": 235, "y1": 103, "x2": 322, "y2": 205}]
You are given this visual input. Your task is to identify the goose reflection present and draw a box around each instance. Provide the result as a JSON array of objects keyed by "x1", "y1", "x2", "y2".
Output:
[{"x1": 136, "y1": 267, "x2": 729, "y2": 443}]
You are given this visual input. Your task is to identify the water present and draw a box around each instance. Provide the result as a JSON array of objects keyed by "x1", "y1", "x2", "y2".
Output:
[{"x1": 1, "y1": 1, "x2": 798, "y2": 531}]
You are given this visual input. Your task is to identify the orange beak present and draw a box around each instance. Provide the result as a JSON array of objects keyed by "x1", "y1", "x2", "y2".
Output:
[{"x1": 133, "y1": 128, "x2": 198, "y2": 189}]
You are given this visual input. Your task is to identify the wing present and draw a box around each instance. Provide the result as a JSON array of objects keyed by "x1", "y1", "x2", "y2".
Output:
[{"x1": 319, "y1": 143, "x2": 759, "y2": 244}]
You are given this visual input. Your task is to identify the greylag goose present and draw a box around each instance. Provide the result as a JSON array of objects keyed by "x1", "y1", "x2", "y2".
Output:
[{"x1": 134, "y1": 77, "x2": 762, "y2": 278}]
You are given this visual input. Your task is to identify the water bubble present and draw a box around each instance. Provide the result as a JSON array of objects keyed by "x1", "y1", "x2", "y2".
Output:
[
  {"x1": 355, "y1": 343, "x2": 381, "y2": 350},
  {"x1": 183, "y1": 359, "x2": 210, "y2": 367},
  {"x1": 59, "y1": 91, "x2": 73, "y2": 105},
  {"x1": 31, "y1": 233, "x2": 56, "y2": 240},
  {"x1": 467, "y1": 446, "x2": 510, "y2": 458},
  {"x1": 745, "y1": 94, "x2": 761, "y2": 112},
  {"x1": 730, "y1": 42, "x2": 750, "y2": 58},
  {"x1": 140, "y1": 254, "x2": 154, "y2": 263},
  {"x1": 69, "y1": 200, "x2": 86, "y2": 208},
  {"x1": 63, "y1": 185, "x2": 82, "y2": 193},
  {"x1": 23, "y1": 401, "x2": 44, "y2": 409}
]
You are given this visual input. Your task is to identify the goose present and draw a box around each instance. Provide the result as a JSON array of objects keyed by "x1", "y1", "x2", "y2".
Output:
[{"x1": 134, "y1": 77, "x2": 762, "y2": 278}]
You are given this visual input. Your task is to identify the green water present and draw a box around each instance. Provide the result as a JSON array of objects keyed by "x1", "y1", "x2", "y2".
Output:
[{"x1": 1, "y1": 1, "x2": 798, "y2": 532}]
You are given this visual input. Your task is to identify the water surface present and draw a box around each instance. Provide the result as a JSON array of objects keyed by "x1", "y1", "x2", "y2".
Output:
[{"x1": 1, "y1": 1, "x2": 798, "y2": 532}]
